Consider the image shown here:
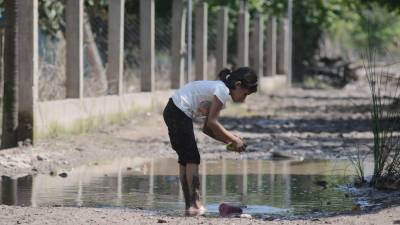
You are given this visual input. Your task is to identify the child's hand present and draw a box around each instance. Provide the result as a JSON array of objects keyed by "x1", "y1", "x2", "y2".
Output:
[
  {"x1": 233, "y1": 134, "x2": 243, "y2": 141},
  {"x1": 232, "y1": 137, "x2": 246, "y2": 152}
]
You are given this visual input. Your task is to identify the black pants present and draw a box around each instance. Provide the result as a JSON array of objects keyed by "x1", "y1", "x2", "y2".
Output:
[{"x1": 163, "y1": 98, "x2": 200, "y2": 165}]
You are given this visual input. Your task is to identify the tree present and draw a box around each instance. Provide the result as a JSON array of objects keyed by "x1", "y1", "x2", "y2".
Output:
[{"x1": 1, "y1": 0, "x2": 18, "y2": 149}]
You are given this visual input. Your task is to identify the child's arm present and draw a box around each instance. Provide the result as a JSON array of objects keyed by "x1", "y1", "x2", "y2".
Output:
[{"x1": 203, "y1": 96, "x2": 245, "y2": 151}]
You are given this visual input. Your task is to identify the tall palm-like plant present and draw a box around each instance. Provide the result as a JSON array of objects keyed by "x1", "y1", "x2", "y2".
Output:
[{"x1": 1, "y1": 0, "x2": 18, "y2": 149}]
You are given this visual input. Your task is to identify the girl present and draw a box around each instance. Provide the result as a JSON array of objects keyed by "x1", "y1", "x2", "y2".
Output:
[{"x1": 163, "y1": 67, "x2": 258, "y2": 214}]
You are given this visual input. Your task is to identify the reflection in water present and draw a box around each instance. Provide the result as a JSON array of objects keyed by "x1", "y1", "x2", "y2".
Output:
[
  {"x1": 0, "y1": 158, "x2": 368, "y2": 216},
  {"x1": 1, "y1": 175, "x2": 33, "y2": 206}
]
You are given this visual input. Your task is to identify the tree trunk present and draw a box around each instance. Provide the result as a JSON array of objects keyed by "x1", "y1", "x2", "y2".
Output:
[{"x1": 1, "y1": 0, "x2": 18, "y2": 149}]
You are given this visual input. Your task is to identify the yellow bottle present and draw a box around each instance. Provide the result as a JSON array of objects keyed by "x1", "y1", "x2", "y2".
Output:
[
  {"x1": 226, "y1": 142, "x2": 236, "y2": 151},
  {"x1": 226, "y1": 142, "x2": 247, "y2": 152}
]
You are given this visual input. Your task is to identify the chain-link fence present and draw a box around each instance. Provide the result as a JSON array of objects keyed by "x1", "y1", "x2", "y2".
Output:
[
  {"x1": 38, "y1": 0, "x2": 66, "y2": 101},
  {"x1": 85, "y1": 3, "x2": 109, "y2": 97},
  {"x1": 37, "y1": 1, "x2": 248, "y2": 100},
  {"x1": 122, "y1": 0, "x2": 173, "y2": 92},
  {"x1": 37, "y1": 0, "x2": 174, "y2": 99},
  {"x1": 123, "y1": 0, "x2": 140, "y2": 93},
  {"x1": 154, "y1": 3, "x2": 172, "y2": 91},
  {"x1": 38, "y1": 0, "x2": 110, "y2": 100},
  {"x1": 6, "y1": 1, "x2": 400, "y2": 103}
]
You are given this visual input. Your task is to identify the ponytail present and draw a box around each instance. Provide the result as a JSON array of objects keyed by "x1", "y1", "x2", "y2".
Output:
[
  {"x1": 218, "y1": 68, "x2": 235, "y2": 89},
  {"x1": 217, "y1": 67, "x2": 258, "y2": 93},
  {"x1": 218, "y1": 68, "x2": 231, "y2": 81}
]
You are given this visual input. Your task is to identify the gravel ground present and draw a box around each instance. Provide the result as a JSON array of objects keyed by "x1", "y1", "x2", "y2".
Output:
[
  {"x1": 1, "y1": 79, "x2": 399, "y2": 224},
  {"x1": 0, "y1": 204, "x2": 399, "y2": 225}
]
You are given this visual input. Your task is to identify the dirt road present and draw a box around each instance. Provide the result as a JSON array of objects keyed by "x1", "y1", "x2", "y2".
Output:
[{"x1": 1, "y1": 80, "x2": 399, "y2": 224}]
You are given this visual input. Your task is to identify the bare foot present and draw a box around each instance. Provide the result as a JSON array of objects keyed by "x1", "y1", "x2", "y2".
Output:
[
  {"x1": 186, "y1": 206, "x2": 207, "y2": 216},
  {"x1": 198, "y1": 206, "x2": 206, "y2": 214}
]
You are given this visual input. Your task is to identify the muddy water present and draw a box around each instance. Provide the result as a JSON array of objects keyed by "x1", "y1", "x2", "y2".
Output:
[{"x1": 0, "y1": 158, "x2": 371, "y2": 217}]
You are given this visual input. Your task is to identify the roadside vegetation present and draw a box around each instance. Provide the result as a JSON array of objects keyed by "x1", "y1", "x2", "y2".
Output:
[{"x1": 363, "y1": 38, "x2": 400, "y2": 190}]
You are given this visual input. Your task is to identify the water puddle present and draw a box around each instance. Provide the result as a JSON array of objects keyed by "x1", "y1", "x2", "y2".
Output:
[{"x1": 0, "y1": 158, "x2": 383, "y2": 218}]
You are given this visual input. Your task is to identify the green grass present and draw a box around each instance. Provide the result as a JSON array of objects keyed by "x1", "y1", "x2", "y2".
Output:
[{"x1": 37, "y1": 103, "x2": 156, "y2": 139}]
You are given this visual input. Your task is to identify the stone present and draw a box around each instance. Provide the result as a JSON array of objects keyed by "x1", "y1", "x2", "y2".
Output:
[
  {"x1": 263, "y1": 216, "x2": 275, "y2": 221},
  {"x1": 59, "y1": 172, "x2": 68, "y2": 178},
  {"x1": 240, "y1": 214, "x2": 252, "y2": 219},
  {"x1": 157, "y1": 219, "x2": 167, "y2": 223},
  {"x1": 270, "y1": 151, "x2": 294, "y2": 160}
]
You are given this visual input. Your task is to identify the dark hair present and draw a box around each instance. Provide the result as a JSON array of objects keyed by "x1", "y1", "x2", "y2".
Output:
[{"x1": 218, "y1": 67, "x2": 258, "y2": 93}]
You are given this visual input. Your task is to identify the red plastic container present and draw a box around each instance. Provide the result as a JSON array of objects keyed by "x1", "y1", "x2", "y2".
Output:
[{"x1": 218, "y1": 203, "x2": 243, "y2": 216}]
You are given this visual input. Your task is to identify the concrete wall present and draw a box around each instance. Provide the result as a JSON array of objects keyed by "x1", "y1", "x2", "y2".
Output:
[
  {"x1": 258, "y1": 75, "x2": 287, "y2": 95},
  {"x1": 36, "y1": 91, "x2": 173, "y2": 137},
  {"x1": 35, "y1": 74, "x2": 287, "y2": 137}
]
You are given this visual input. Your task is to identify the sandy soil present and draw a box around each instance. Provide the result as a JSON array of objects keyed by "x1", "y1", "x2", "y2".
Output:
[
  {"x1": 1, "y1": 79, "x2": 399, "y2": 224},
  {"x1": 0, "y1": 204, "x2": 399, "y2": 225}
]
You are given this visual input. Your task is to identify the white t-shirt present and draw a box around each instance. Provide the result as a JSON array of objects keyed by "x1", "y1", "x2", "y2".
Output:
[{"x1": 172, "y1": 80, "x2": 230, "y2": 119}]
